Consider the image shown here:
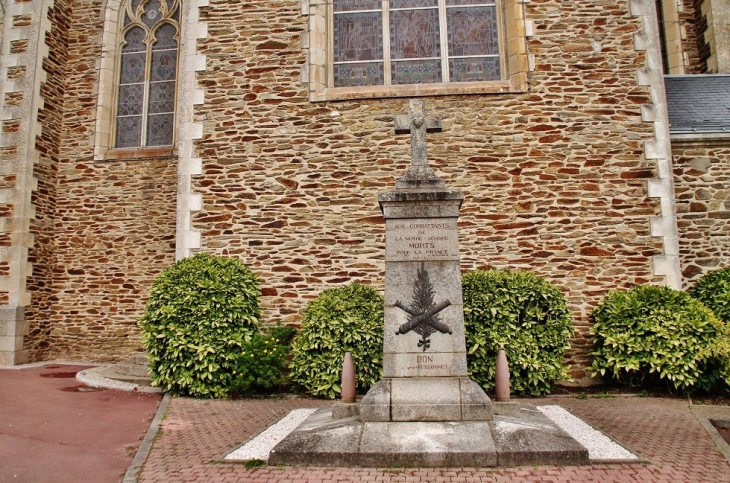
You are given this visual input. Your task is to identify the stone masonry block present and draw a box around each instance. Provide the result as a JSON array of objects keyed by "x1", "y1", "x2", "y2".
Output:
[
  {"x1": 360, "y1": 379, "x2": 391, "y2": 422},
  {"x1": 390, "y1": 378, "x2": 462, "y2": 421}
]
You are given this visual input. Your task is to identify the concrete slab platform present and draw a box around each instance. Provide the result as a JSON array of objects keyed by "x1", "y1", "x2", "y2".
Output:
[
  {"x1": 268, "y1": 410, "x2": 362, "y2": 466},
  {"x1": 269, "y1": 401, "x2": 589, "y2": 468},
  {"x1": 359, "y1": 421, "x2": 496, "y2": 467},
  {"x1": 492, "y1": 404, "x2": 589, "y2": 466}
]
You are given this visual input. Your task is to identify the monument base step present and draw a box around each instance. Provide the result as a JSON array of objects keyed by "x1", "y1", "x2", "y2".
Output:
[
  {"x1": 268, "y1": 403, "x2": 589, "y2": 468},
  {"x1": 360, "y1": 377, "x2": 493, "y2": 422}
]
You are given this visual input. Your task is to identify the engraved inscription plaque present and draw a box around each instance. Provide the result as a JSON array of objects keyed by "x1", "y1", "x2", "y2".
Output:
[{"x1": 385, "y1": 218, "x2": 459, "y2": 261}]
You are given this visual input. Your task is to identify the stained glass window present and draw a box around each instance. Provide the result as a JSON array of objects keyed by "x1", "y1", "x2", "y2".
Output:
[
  {"x1": 333, "y1": 0, "x2": 501, "y2": 87},
  {"x1": 115, "y1": 0, "x2": 180, "y2": 148}
]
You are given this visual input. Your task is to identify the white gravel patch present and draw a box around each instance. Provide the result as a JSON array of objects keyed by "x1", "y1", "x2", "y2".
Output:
[
  {"x1": 225, "y1": 408, "x2": 317, "y2": 461},
  {"x1": 537, "y1": 405, "x2": 638, "y2": 461}
]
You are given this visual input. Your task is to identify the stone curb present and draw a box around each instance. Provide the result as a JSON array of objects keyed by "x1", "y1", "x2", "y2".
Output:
[
  {"x1": 76, "y1": 366, "x2": 162, "y2": 393},
  {"x1": 0, "y1": 360, "x2": 99, "y2": 369},
  {"x1": 689, "y1": 402, "x2": 730, "y2": 464},
  {"x1": 124, "y1": 393, "x2": 172, "y2": 483}
]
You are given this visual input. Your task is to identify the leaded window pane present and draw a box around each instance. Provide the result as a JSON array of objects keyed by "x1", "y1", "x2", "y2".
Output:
[
  {"x1": 115, "y1": 0, "x2": 179, "y2": 149},
  {"x1": 116, "y1": 116, "x2": 143, "y2": 148},
  {"x1": 334, "y1": 62, "x2": 384, "y2": 87},
  {"x1": 120, "y1": 53, "x2": 146, "y2": 84},
  {"x1": 153, "y1": 23, "x2": 177, "y2": 50},
  {"x1": 446, "y1": 0, "x2": 494, "y2": 5},
  {"x1": 117, "y1": 84, "x2": 145, "y2": 116},
  {"x1": 331, "y1": 0, "x2": 504, "y2": 87},
  {"x1": 334, "y1": 12, "x2": 383, "y2": 63},
  {"x1": 131, "y1": 0, "x2": 143, "y2": 14},
  {"x1": 449, "y1": 56, "x2": 500, "y2": 81},
  {"x1": 150, "y1": 50, "x2": 177, "y2": 82},
  {"x1": 447, "y1": 6, "x2": 499, "y2": 57},
  {"x1": 147, "y1": 113, "x2": 174, "y2": 146},
  {"x1": 123, "y1": 27, "x2": 146, "y2": 53},
  {"x1": 143, "y1": 0, "x2": 163, "y2": 28},
  {"x1": 148, "y1": 81, "x2": 176, "y2": 114},
  {"x1": 334, "y1": 0, "x2": 381, "y2": 12},
  {"x1": 390, "y1": 9, "x2": 440, "y2": 60},
  {"x1": 392, "y1": 59, "x2": 442, "y2": 84},
  {"x1": 391, "y1": 0, "x2": 438, "y2": 9}
]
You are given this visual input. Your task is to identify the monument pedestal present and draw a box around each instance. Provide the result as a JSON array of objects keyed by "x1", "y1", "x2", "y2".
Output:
[
  {"x1": 360, "y1": 188, "x2": 492, "y2": 422},
  {"x1": 361, "y1": 377, "x2": 492, "y2": 422}
]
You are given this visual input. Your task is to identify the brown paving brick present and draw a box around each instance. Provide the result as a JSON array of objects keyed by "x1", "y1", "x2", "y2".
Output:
[{"x1": 138, "y1": 396, "x2": 730, "y2": 482}]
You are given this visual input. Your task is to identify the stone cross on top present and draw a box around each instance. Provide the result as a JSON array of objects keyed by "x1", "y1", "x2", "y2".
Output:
[
  {"x1": 393, "y1": 100, "x2": 445, "y2": 190},
  {"x1": 395, "y1": 99, "x2": 442, "y2": 167}
]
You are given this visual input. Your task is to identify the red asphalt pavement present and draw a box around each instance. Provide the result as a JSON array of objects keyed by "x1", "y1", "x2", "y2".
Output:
[{"x1": 0, "y1": 364, "x2": 161, "y2": 483}]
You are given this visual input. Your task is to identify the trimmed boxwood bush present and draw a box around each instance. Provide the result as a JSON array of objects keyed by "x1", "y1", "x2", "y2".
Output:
[
  {"x1": 140, "y1": 253, "x2": 261, "y2": 398},
  {"x1": 289, "y1": 283, "x2": 384, "y2": 399},
  {"x1": 689, "y1": 267, "x2": 730, "y2": 325},
  {"x1": 590, "y1": 285, "x2": 729, "y2": 392},
  {"x1": 462, "y1": 269, "x2": 574, "y2": 396}
]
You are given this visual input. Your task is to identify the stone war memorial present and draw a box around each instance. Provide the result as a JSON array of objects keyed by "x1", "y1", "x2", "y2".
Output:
[
  {"x1": 269, "y1": 101, "x2": 588, "y2": 467},
  {"x1": 362, "y1": 99, "x2": 492, "y2": 424}
]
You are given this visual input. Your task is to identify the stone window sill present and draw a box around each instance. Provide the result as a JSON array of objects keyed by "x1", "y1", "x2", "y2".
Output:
[
  {"x1": 103, "y1": 145, "x2": 177, "y2": 161},
  {"x1": 311, "y1": 80, "x2": 523, "y2": 102}
]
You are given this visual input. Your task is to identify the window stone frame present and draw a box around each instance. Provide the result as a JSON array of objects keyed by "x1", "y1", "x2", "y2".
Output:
[
  {"x1": 94, "y1": 0, "x2": 181, "y2": 160},
  {"x1": 304, "y1": 0, "x2": 530, "y2": 102}
]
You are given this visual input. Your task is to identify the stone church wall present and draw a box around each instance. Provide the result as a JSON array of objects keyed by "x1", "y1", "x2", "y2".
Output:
[
  {"x1": 186, "y1": 0, "x2": 666, "y2": 379},
  {"x1": 33, "y1": 2, "x2": 177, "y2": 362},
  {"x1": 26, "y1": 1, "x2": 680, "y2": 377},
  {"x1": 24, "y1": 0, "x2": 70, "y2": 361},
  {"x1": 673, "y1": 144, "x2": 730, "y2": 287}
]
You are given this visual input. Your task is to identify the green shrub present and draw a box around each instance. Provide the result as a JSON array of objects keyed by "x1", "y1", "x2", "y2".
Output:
[
  {"x1": 266, "y1": 322, "x2": 298, "y2": 346},
  {"x1": 231, "y1": 333, "x2": 289, "y2": 396},
  {"x1": 462, "y1": 269, "x2": 573, "y2": 396},
  {"x1": 289, "y1": 283, "x2": 384, "y2": 399},
  {"x1": 590, "y1": 285, "x2": 729, "y2": 392},
  {"x1": 689, "y1": 267, "x2": 730, "y2": 325},
  {"x1": 140, "y1": 253, "x2": 261, "y2": 398}
]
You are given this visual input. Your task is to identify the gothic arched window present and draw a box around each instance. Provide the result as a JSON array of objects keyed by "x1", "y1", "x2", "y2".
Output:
[{"x1": 115, "y1": 0, "x2": 180, "y2": 148}]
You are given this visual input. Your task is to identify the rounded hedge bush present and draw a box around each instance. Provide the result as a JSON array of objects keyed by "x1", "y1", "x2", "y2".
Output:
[
  {"x1": 462, "y1": 269, "x2": 573, "y2": 396},
  {"x1": 590, "y1": 285, "x2": 729, "y2": 392},
  {"x1": 289, "y1": 283, "x2": 384, "y2": 399},
  {"x1": 689, "y1": 267, "x2": 730, "y2": 325},
  {"x1": 140, "y1": 253, "x2": 261, "y2": 398}
]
